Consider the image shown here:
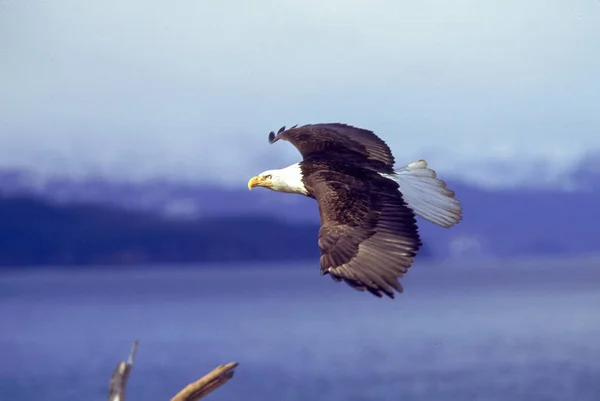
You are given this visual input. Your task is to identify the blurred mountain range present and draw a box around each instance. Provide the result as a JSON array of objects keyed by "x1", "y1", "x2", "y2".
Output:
[{"x1": 1, "y1": 159, "x2": 599, "y2": 267}]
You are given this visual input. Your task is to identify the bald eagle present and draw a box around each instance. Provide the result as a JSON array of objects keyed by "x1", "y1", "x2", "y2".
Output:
[{"x1": 248, "y1": 123, "x2": 462, "y2": 299}]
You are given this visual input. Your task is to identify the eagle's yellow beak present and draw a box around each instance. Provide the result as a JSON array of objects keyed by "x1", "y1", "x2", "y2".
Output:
[
  {"x1": 248, "y1": 175, "x2": 272, "y2": 190},
  {"x1": 248, "y1": 176, "x2": 260, "y2": 190}
]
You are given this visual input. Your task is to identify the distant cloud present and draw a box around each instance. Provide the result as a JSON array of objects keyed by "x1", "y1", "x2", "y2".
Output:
[{"x1": 1, "y1": 0, "x2": 599, "y2": 188}]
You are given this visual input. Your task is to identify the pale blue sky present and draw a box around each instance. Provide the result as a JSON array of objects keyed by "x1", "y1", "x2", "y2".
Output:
[{"x1": 1, "y1": 0, "x2": 599, "y2": 188}]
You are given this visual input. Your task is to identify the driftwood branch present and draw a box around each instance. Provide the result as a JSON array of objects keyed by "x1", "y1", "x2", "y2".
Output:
[
  {"x1": 108, "y1": 340, "x2": 139, "y2": 401},
  {"x1": 170, "y1": 362, "x2": 239, "y2": 401},
  {"x1": 107, "y1": 341, "x2": 239, "y2": 401}
]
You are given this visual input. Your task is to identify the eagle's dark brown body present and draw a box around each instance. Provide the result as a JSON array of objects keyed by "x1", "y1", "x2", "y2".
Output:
[{"x1": 268, "y1": 123, "x2": 424, "y2": 298}]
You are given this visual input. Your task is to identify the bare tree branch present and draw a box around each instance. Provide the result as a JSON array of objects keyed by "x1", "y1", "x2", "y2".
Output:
[
  {"x1": 108, "y1": 340, "x2": 139, "y2": 401},
  {"x1": 170, "y1": 362, "x2": 239, "y2": 401},
  {"x1": 107, "y1": 341, "x2": 237, "y2": 401}
]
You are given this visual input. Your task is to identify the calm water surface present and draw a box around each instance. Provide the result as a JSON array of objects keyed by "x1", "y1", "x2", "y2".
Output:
[{"x1": 1, "y1": 259, "x2": 599, "y2": 401}]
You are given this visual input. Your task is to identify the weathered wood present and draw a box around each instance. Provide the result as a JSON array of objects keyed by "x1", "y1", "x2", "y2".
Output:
[
  {"x1": 170, "y1": 362, "x2": 239, "y2": 401},
  {"x1": 108, "y1": 340, "x2": 139, "y2": 401},
  {"x1": 107, "y1": 341, "x2": 239, "y2": 401}
]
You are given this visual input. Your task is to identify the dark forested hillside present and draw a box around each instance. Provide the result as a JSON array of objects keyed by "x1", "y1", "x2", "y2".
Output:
[
  {"x1": 0, "y1": 195, "x2": 320, "y2": 266},
  {"x1": 4, "y1": 167, "x2": 600, "y2": 267},
  {"x1": 0, "y1": 195, "x2": 436, "y2": 267}
]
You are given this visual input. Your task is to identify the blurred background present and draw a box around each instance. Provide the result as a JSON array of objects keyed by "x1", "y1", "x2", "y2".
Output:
[{"x1": 1, "y1": 1, "x2": 599, "y2": 400}]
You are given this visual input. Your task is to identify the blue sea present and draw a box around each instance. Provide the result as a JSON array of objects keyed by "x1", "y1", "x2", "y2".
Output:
[{"x1": 1, "y1": 258, "x2": 599, "y2": 401}]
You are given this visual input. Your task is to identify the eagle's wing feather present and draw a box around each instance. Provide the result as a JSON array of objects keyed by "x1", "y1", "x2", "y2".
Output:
[
  {"x1": 269, "y1": 123, "x2": 396, "y2": 174},
  {"x1": 308, "y1": 170, "x2": 422, "y2": 298}
]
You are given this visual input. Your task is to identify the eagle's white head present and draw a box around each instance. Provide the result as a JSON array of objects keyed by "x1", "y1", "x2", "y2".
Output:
[{"x1": 247, "y1": 163, "x2": 308, "y2": 195}]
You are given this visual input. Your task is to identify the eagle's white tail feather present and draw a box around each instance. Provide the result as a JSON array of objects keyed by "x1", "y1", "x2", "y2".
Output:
[{"x1": 385, "y1": 160, "x2": 462, "y2": 228}]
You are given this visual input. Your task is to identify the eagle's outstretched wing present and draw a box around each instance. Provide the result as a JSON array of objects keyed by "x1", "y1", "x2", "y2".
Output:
[
  {"x1": 268, "y1": 123, "x2": 396, "y2": 174},
  {"x1": 307, "y1": 169, "x2": 422, "y2": 299}
]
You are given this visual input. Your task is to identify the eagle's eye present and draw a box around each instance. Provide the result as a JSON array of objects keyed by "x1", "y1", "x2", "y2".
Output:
[{"x1": 263, "y1": 174, "x2": 272, "y2": 180}]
